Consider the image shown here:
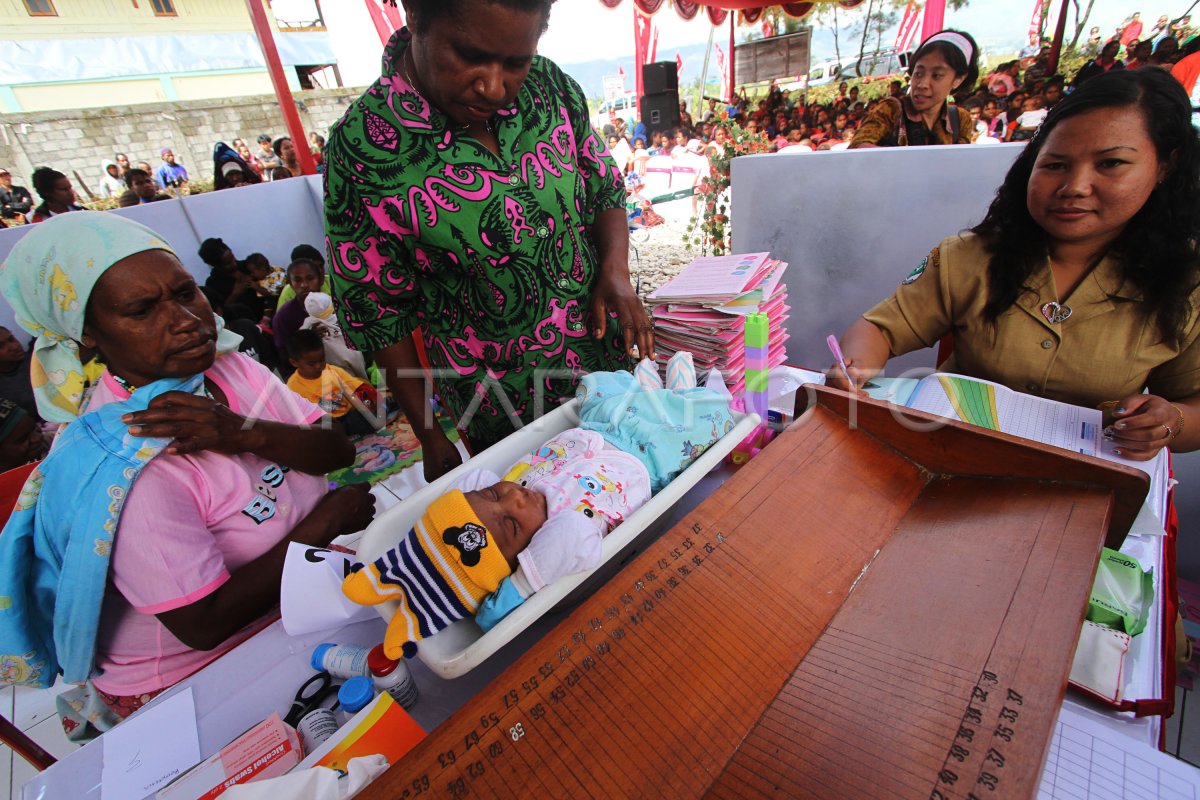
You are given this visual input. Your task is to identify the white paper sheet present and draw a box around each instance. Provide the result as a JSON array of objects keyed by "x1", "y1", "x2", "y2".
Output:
[
  {"x1": 1038, "y1": 703, "x2": 1200, "y2": 799},
  {"x1": 280, "y1": 542, "x2": 378, "y2": 636},
  {"x1": 100, "y1": 688, "x2": 200, "y2": 800}
]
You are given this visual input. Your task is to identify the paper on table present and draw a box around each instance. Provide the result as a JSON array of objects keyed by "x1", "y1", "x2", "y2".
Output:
[
  {"x1": 101, "y1": 688, "x2": 201, "y2": 800},
  {"x1": 281, "y1": 542, "x2": 378, "y2": 636},
  {"x1": 1037, "y1": 703, "x2": 1200, "y2": 798}
]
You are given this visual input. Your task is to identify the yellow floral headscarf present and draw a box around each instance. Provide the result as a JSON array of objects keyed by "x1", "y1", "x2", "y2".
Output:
[{"x1": 0, "y1": 213, "x2": 235, "y2": 422}]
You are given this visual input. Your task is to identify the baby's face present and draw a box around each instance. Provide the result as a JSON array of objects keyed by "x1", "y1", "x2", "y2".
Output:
[{"x1": 464, "y1": 481, "x2": 548, "y2": 570}]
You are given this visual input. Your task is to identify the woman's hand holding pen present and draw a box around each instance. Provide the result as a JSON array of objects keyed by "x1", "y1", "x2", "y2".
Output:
[
  {"x1": 827, "y1": 320, "x2": 891, "y2": 395},
  {"x1": 825, "y1": 357, "x2": 872, "y2": 395}
]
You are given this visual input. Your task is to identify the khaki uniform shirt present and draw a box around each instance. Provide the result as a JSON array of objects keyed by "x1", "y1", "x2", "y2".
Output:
[{"x1": 864, "y1": 233, "x2": 1200, "y2": 407}]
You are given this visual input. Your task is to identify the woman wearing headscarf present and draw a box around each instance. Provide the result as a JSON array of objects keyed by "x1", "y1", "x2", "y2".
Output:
[
  {"x1": 324, "y1": 0, "x2": 653, "y2": 481},
  {"x1": 212, "y1": 142, "x2": 262, "y2": 191},
  {"x1": 851, "y1": 30, "x2": 980, "y2": 148},
  {"x1": 0, "y1": 214, "x2": 373, "y2": 719}
]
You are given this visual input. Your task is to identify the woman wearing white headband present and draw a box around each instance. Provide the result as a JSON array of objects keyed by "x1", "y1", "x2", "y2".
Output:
[{"x1": 851, "y1": 29, "x2": 980, "y2": 148}]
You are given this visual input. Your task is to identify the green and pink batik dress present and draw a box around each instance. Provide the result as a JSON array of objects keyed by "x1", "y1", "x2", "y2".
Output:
[{"x1": 324, "y1": 29, "x2": 631, "y2": 449}]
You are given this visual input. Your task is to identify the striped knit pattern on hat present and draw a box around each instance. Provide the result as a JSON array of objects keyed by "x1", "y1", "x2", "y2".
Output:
[{"x1": 343, "y1": 489, "x2": 511, "y2": 659}]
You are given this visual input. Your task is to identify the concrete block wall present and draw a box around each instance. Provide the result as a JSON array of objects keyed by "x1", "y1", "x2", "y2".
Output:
[{"x1": 0, "y1": 86, "x2": 363, "y2": 200}]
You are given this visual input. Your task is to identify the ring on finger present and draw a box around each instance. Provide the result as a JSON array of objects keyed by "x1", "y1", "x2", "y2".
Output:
[{"x1": 1164, "y1": 423, "x2": 1176, "y2": 439}]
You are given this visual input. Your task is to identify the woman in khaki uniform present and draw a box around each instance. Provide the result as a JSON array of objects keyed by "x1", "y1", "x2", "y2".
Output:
[{"x1": 832, "y1": 69, "x2": 1200, "y2": 462}]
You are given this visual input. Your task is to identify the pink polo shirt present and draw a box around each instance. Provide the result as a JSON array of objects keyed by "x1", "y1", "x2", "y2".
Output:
[{"x1": 88, "y1": 352, "x2": 328, "y2": 696}]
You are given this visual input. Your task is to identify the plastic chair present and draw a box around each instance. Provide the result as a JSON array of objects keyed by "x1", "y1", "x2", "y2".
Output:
[{"x1": 0, "y1": 461, "x2": 57, "y2": 771}]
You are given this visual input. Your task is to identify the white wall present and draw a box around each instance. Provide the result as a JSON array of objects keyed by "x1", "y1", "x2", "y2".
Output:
[
  {"x1": 731, "y1": 143, "x2": 1024, "y2": 371},
  {"x1": 731, "y1": 143, "x2": 1200, "y2": 577}
]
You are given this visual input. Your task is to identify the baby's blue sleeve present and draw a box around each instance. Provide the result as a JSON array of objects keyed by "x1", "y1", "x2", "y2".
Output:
[{"x1": 475, "y1": 578, "x2": 527, "y2": 631}]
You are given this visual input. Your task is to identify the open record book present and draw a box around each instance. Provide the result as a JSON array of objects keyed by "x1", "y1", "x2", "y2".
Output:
[{"x1": 898, "y1": 373, "x2": 1170, "y2": 522}]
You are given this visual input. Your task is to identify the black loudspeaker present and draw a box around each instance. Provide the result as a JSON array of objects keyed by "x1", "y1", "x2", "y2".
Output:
[
  {"x1": 642, "y1": 61, "x2": 678, "y2": 95},
  {"x1": 640, "y1": 91, "x2": 681, "y2": 133}
]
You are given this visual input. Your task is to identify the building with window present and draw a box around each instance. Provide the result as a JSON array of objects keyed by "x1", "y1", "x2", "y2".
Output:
[{"x1": 0, "y1": 0, "x2": 339, "y2": 112}]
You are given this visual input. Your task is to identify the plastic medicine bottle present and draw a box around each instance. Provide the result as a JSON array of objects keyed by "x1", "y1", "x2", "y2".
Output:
[
  {"x1": 311, "y1": 643, "x2": 372, "y2": 680},
  {"x1": 337, "y1": 676, "x2": 376, "y2": 725},
  {"x1": 368, "y1": 644, "x2": 419, "y2": 709},
  {"x1": 296, "y1": 707, "x2": 339, "y2": 754}
]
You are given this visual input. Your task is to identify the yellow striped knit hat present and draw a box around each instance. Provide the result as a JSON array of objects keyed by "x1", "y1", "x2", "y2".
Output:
[{"x1": 343, "y1": 489, "x2": 511, "y2": 659}]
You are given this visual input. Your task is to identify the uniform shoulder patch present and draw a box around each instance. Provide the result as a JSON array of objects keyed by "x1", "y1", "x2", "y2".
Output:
[{"x1": 901, "y1": 255, "x2": 928, "y2": 285}]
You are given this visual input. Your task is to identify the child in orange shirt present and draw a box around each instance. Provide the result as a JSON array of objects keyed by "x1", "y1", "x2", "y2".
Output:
[{"x1": 285, "y1": 329, "x2": 380, "y2": 436}]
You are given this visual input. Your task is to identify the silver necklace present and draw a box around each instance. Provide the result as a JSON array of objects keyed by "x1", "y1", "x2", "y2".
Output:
[{"x1": 400, "y1": 50, "x2": 495, "y2": 137}]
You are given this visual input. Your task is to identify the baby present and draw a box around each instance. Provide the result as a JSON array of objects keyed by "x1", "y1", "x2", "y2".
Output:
[
  {"x1": 343, "y1": 353, "x2": 734, "y2": 659},
  {"x1": 301, "y1": 291, "x2": 368, "y2": 380}
]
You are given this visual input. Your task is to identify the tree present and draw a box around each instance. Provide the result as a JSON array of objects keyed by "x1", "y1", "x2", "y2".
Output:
[
  {"x1": 812, "y1": 1, "x2": 973, "y2": 81},
  {"x1": 1067, "y1": 0, "x2": 1098, "y2": 52}
]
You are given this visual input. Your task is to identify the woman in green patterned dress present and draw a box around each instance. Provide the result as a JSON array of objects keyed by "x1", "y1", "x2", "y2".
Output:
[{"x1": 324, "y1": 0, "x2": 653, "y2": 480}]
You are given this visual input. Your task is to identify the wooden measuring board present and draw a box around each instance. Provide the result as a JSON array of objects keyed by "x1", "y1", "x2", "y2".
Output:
[{"x1": 360, "y1": 387, "x2": 1148, "y2": 800}]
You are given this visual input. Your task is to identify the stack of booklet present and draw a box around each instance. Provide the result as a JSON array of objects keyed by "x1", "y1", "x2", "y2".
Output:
[{"x1": 646, "y1": 252, "x2": 790, "y2": 397}]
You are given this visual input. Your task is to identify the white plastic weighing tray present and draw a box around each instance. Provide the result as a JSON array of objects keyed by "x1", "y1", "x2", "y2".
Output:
[{"x1": 356, "y1": 398, "x2": 759, "y2": 679}]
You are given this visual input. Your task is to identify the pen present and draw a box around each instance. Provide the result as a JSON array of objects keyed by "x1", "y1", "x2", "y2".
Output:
[{"x1": 826, "y1": 334, "x2": 857, "y2": 390}]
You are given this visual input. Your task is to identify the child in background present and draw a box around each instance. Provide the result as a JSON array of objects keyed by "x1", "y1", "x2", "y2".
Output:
[
  {"x1": 273, "y1": 259, "x2": 324, "y2": 359},
  {"x1": 301, "y1": 292, "x2": 368, "y2": 379},
  {"x1": 286, "y1": 330, "x2": 380, "y2": 436},
  {"x1": 0, "y1": 399, "x2": 46, "y2": 473},
  {"x1": 1011, "y1": 95, "x2": 1048, "y2": 141},
  {"x1": 245, "y1": 252, "x2": 287, "y2": 300},
  {"x1": 343, "y1": 353, "x2": 735, "y2": 658},
  {"x1": 276, "y1": 244, "x2": 330, "y2": 311}
]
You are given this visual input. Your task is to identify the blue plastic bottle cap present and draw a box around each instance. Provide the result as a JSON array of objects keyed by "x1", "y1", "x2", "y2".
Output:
[
  {"x1": 310, "y1": 643, "x2": 334, "y2": 672},
  {"x1": 339, "y1": 676, "x2": 376, "y2": 714}
]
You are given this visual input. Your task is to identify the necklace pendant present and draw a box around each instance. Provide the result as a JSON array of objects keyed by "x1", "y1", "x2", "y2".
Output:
[{"x1": 1041, "y1": 301, "x2": 1072, "y2": 325}]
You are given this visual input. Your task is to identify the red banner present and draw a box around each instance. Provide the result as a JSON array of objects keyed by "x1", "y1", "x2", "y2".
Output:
[
  {"x1": 634, "y1": 6, "x2": 653, "y2": 102},
  {"x1": 894, "y1": 1, "x2": 921, "y2": 51},
  {"x1": 715, "y1": 42, "x2": 728, "y2": 100},
  {"x1": 1028, "y1": 0, "x2": 1048, "y2": 40},
  {"x1": 363, "y1": 0, "x2": 403, "y2": 47},
  {"x1": 675, "y1": 0, "x2": 701, "y2": 19},
  {"x1": 706, "y1": 6, "x2": 728, "y2": 24}
]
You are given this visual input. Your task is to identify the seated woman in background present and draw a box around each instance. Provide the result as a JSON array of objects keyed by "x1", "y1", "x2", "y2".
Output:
[
  {"x1": 851, "y1": 30, "x2": 978, "y2": 148},
  {"x1": 198, "y1": 237, "x2": 264, "y2": 324},
  {"x1": 28, "y1": 167, "x2": 86, "y2": 223},
  {"x1": 831, "y1": 69, "x2": 1200, "y2": 462},
  {"x1": 0, "y1": 213, "x2": 373, "y2": 721},
  {"x1": 212, "y1": 142, "x2": 262, "y2": 191}
]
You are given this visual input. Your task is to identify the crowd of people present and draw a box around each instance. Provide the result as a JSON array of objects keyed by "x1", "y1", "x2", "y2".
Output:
[
  {"x1": 0, "y1": 130, "x2": 329, "y2": 227},
  {"x1": 593, "y1": 11, "x2": 1197, "y2": 166}
]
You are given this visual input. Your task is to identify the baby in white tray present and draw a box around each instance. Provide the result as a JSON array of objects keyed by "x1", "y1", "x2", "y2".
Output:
[{"x1": 342, "y1": 353, "x2": 735, "y2": 660}]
